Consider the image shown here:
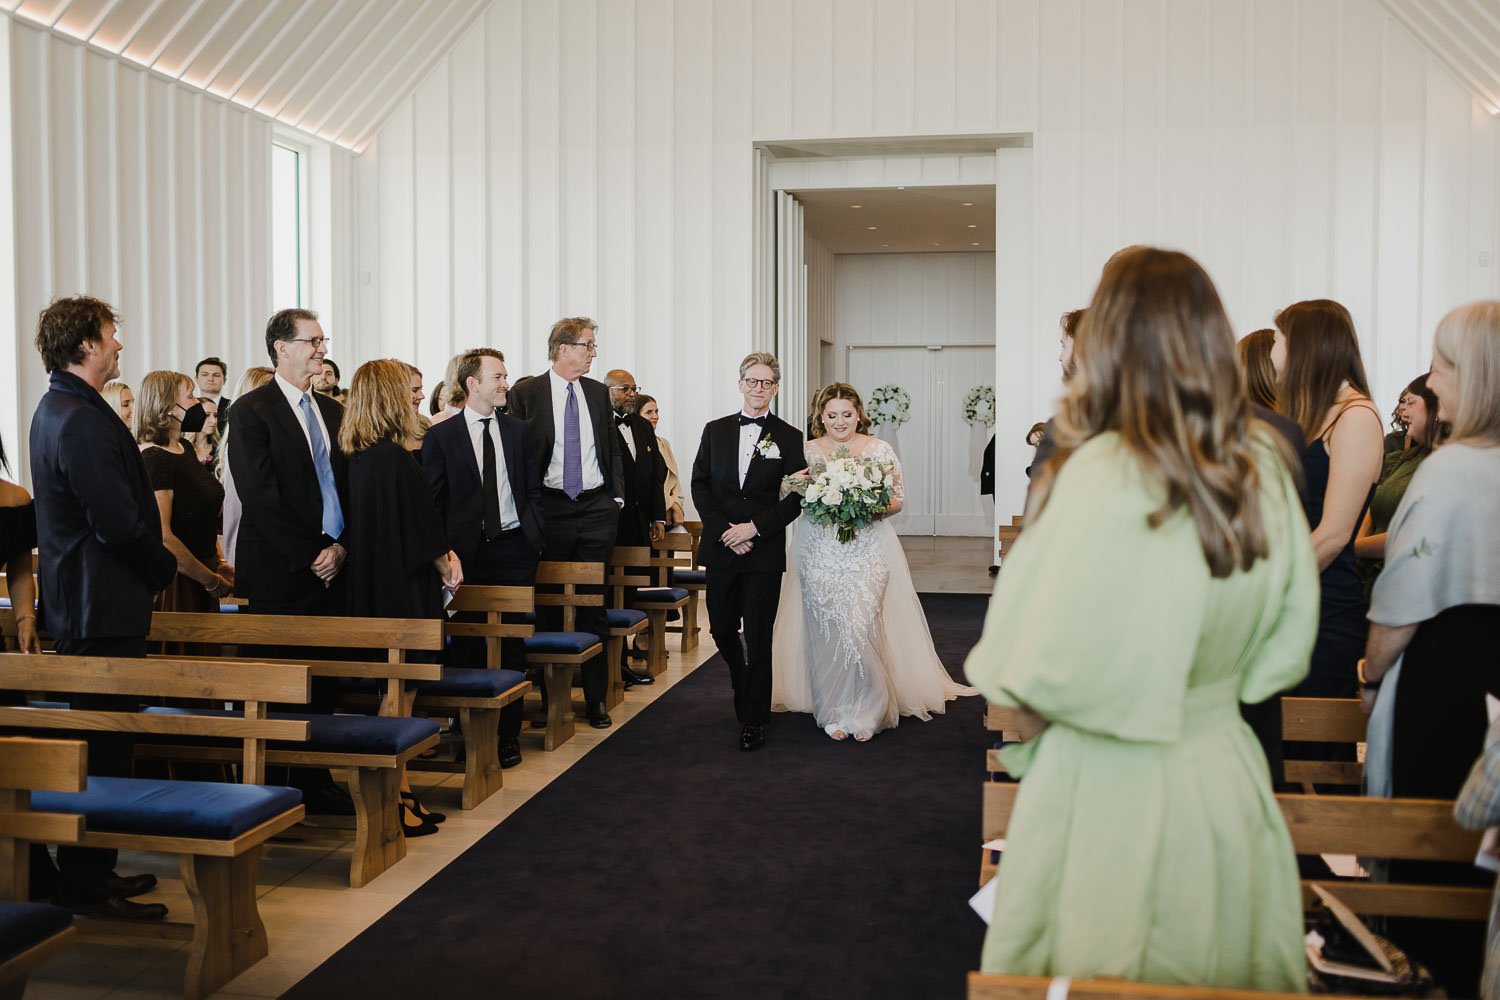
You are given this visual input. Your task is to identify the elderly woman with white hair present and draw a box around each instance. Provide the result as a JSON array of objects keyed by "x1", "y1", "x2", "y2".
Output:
[{"x1": 1361, "y1": 300, "x2": 1500, "y2": 996}]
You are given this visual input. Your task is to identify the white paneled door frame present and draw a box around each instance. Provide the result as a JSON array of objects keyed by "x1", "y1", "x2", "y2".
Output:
[{"x1": 755, "y1": 144, "x2": 1033, "y2": 549}]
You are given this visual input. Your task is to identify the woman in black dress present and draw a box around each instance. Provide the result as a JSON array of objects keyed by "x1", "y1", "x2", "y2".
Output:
[
  {"x1": 0, "y1": 435, "x2": 40, "y2": 654},
  {"x1": 339, "y1": 359, "x2": 463, "y2": 837},
  {"x1": 135, "y1": 371, "x2": 231, "y2": 612},
  {"x1": 1270, "y1": 300, "x2": 1384, "y2": 699}
]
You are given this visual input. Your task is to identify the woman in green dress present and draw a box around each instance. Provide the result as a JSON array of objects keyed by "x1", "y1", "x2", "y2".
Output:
[
  {"x1": 966, "y1": 247, "x2": 1319, "y2": 991},
  {"x1": 1354, "y1": 373, "x2": 1440, "y2": 601}
]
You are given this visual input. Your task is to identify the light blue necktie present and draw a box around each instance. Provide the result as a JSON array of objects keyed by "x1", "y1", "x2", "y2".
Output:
[{"x1": 300, "y1": 393, "x2": 345, "y2": 539}]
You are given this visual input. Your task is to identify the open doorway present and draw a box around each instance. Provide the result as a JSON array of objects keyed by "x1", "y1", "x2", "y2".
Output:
[{"x1": 794, "y1": 184, "x2": 997, "y2": 538}]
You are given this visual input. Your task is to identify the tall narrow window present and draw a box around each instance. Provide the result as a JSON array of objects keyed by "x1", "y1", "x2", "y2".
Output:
[{"x1": 271, "y1": 143, "x2": 303, "y2": 307}]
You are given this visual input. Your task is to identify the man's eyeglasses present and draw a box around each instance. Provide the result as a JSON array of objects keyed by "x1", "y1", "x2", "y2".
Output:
[
  {"x1": 566, "y1": 341, "x2": 599, "y2": 353},
  {"x1": 291, "y1": 336, "x2": 331, "y2": 349},
  {"x1": 611, "y1": 384, "x2": 641, "y2": 393},
  {"x1": 741, "y1": 377, "x2": 778, "y2": 390}
]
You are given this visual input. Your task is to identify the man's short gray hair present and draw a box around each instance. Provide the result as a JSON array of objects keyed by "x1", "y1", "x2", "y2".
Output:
[{"x1": 738, "y1": 352, "x2": 781, "y2": 382}]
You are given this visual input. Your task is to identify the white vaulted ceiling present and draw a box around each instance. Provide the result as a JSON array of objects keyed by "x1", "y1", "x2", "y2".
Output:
[
  {"x1": 1379, "y1": 0, "x2": 1500, "y2": 115},
  {"x1": 0, "y1": 0, "x2": 491, "y2": 151}
]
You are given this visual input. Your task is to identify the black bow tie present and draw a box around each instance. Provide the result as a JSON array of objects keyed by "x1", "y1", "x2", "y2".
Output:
[
  {"x1": 615, "y1": 412, "x2": 631, "y2": 426},
  {"x1": 738, "y1": 414, "x2": 767, "y2": 427}
]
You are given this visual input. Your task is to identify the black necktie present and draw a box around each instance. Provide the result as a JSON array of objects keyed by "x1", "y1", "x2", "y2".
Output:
[
  {"x1": 480, "y1": 418, "x2": 504, "y2": 541},
  {"x1": 738, "y1": 414, "x2": 766, "y2": 426}
]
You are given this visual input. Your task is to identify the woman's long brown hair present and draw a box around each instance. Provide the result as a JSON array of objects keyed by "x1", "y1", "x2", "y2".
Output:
[
  {"x1": 339, "y1": 359, "x2": 421, "y2": 454},
  {"x1": 1273, "y1": 298, "x2": 1370, "y2": 443},
  {"x1": 1030, "y1": 247, "x2": 1272, "y2": 578}
]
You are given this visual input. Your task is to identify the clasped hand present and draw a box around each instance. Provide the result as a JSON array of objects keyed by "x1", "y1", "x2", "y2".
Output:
[
  {"x1": 311, "y1": 543, "x2": 346, "y2": 585},
  {"x1": 722, "y1": 521, "x2": 758, "y2": 555}
]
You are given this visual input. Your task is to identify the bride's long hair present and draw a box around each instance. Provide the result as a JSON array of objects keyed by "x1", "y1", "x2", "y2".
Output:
[
  {"x1": 809, "y1": 383, "x2": 873, "y2": 438},
  {"x1": 1030, "y1": 246, "x2": 1272, "y2": 579}
]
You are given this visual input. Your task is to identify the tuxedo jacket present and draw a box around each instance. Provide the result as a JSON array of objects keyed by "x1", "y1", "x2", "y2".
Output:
[
  {"x1": 226, "y1": 380, "x2": 350, "y2": 605},
  {"x1": 690, "y1": 413, "x2": 806, "y2": 573},
  {"x1": 613, "y1": 410, "x2": 667, "y2": 539},
  {"x1": 506, "y1": 373, "x2": 625, "y2": 500},
  {"x1": 28, "y1": 370, "x2": 177, "y2": 640},
  {"x1": 420, "y1": 409, "x2": 546, "y2": 567}
]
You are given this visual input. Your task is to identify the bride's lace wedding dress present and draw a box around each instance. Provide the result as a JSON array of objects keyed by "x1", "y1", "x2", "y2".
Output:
[{"x1": 771, "y1": 436, "x2": 975, "y2": 739}]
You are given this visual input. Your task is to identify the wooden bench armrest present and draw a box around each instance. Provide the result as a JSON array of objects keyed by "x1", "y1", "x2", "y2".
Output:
[{"x1": 0, "y1": 707, "x2": 308, "y2": 742}]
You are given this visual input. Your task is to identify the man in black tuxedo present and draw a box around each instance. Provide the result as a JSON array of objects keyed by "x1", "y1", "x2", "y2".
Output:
[
  {"x1": 690, "y1": 352, "x2": 806, "y2": 752},
  {"x1": 29, "y1": 295, "x2": 177, "y2": 919},
  {"x1": 604, "y1": 368, "x2": 667, "y2": 687},
  {"x1": 421, "y1": 348, "x2": 544, "y2": 766},
  {"x1": 227, "y1": 308, "x2": 349, "y2": 719},
  {"x1": 505, "y1": 317, "x2": 624, "y2": 729}
]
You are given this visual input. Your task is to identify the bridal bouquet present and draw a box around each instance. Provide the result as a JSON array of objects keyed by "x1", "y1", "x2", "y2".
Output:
[{"x1": 784, "y1": 452, "x2": 896, "y2": 544}]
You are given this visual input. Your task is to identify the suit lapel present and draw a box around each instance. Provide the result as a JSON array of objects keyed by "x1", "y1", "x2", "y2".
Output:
[
  {"x1": 454, "y1": 416, "x2": 481, "y2": 482},
  {"x1": 270, "y1": 391, "x2": 317, "y2": 477},
  {"x1": 530, "y1": 376, "x2": 555, "y2": 461}
]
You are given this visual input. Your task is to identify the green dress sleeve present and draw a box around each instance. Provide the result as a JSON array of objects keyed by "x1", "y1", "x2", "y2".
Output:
[{"x1": 964, "y1": 435, "x2": 1210, "y2": 744}]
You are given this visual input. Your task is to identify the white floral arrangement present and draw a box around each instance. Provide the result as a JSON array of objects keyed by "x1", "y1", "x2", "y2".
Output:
[
  {"x1": 962, "y1": 385, "x2": 996, "y2": 427},
  {"x1": 755, "y1": 433, "x2": 780, "y2": 459},
  {"x1": 784, "y1": 450, "x2": 895, "y2": 544},
  {"x1": 867, "y1": 385, "x2": 911, "y2": 428}
]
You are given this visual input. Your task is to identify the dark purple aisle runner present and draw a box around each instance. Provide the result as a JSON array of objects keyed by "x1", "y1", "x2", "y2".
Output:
[{"x1": 283, "y1": 593, "x2": 990, "y2": 1000}]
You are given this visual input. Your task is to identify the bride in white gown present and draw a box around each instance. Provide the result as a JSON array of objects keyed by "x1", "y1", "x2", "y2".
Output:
[{"x1": 771, "y1": 383, "x2": 976, "y2": 740}]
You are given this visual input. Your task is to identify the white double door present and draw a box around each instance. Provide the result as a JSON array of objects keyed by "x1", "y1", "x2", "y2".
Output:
[{"x1": 844, "y1": 344, "x2": 995, "y2": 536}]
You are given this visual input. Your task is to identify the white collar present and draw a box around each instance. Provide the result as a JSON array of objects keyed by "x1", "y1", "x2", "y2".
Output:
[{"x1": 274, "y1": 372, "x2": 315, "y2": 407}]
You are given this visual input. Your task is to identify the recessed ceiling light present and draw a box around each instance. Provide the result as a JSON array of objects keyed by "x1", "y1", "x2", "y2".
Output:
[
  {"x1": 897, "y1": 186, "x2": 905, "y2": 190},
  {"x1": 970, "y1": 242, "x2": 981, "y2": 247},
  {"x1": 880, "y1": 243, "x2": 890, "y2": 248},
  {"x1": 866, "y1": 226, "x2": 878, "y2": 231},
  {"x1": 931, "y1": 242, "x2": 942, "y2": 247},
  {"x1": 967, "y1": 224, "x2": 977, "y2": 229},
  {"x1": 962, "y1": 202, "x2": 974, "y2": 207},
  {"x1": 850, "y1": 204, "x2": 862, "y2": 209}
]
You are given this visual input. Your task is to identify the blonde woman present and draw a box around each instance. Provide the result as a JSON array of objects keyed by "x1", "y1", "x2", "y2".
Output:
[
  {"x1": 965, "y1": 249, "x2": 1317, "y2": 989},
  {"x1": 340, "y1": 359, "x2": 462, "y2": 836},
  {"x1": 136, "y1": 371, "x2": 231, "y2": 612},
  {"x1": 100, "y1": 381, "x2": 133, "y2": 429}
]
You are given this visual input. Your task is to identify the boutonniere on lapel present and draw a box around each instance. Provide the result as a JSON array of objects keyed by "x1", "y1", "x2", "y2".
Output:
[{"x1": 755, "y1": 433, "x2": 781, "y2": 460}]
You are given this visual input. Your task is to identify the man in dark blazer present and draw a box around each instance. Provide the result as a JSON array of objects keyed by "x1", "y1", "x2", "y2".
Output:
[
  {"x1": 29, "y1": 295, "x2": 177, "y2": 919},
  {"x1": 604, "y1": 368, "x2": 667, "y2": 687},
  {"x1": 690, "y1": 353, "x2": 806, "y2": 752},
  {"x1": 506, "y1": 317, "x2": 624, "y2": 728},
  {"x1": 421, "y1": 347, "x2": 544, "y2": 766}
]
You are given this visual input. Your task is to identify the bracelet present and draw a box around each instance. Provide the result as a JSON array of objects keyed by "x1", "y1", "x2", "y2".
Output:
[{"x1": 1356, "y1": 657, "x2": 1380, "y2": 689}]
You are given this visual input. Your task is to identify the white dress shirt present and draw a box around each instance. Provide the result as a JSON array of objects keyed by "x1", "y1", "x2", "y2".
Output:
[
  {"x1": 544, "y1": 369, "x2": 604, "y2": 492},
  {"x1": 464, "y1": 406, "x2": 520, "y2": 532},
  {"x1": 738, "y1": 414, "x2": 766, "y2": 487},
  {"x1": 273, "y1": 372, "x2": 333, "y2": 457},
  {"x1": 616, "y1": 414, "x2": 638, "y2": 460}
]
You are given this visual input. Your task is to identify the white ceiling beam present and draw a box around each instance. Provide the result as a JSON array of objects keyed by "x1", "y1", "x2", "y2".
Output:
[
  {"x1": 288, "y1": 0, "x2": 406, "y2": 131},
  {"x1": 262, "y1": 0, "x2": 383, "y2": 119}
]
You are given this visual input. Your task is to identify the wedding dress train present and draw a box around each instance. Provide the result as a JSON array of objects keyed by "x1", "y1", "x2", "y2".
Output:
[{"x1": 771, "y1": 437, "x2": 975, "y2": 737}]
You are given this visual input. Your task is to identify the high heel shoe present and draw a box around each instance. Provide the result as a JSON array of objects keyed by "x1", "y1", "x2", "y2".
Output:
[
  {"x1": 398, "y1": 803, "x2": 439, "y2": 838},
  {"x1": 400, "y1": 790, "x2": 445, "y2": 824}
]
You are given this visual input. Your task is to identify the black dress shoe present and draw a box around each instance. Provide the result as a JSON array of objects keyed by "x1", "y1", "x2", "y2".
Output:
[
  {"x1": 398, "y1": 805, "x2": 440, "y2": 838},
  {"x1": 739, "y1": 724, "x2": 766, "y2": 752},
  {"x1": 500, "y1": 739, "x2": 522, "y2": 769},
  {"x1": 103, "y1": 872, "x2": 157, "y2": 899},
  {"x1": 57, "y1": 894, "x2": 168, "y2": 921},
  {"x1": 621, "y1": 665, "x2": 653, "y2": 686},
  {"x1": 587, "y1": 703, "x2": 612, "y2": 729},
  {"x1": 400, "y1": 791, "x2": 445, "y2": 825}
]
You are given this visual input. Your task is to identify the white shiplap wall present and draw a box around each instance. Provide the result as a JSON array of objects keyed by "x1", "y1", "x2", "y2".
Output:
[
  {"x1": 350, "y1": 0, "x2": 1500, "y2": 519},
  {"x1": 2, "y1": 21, "x2": 355, "y2": 480}
]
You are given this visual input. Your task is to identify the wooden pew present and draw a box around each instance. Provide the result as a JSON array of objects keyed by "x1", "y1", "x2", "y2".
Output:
[
  {"x1": 981, "y1": 781, "x2": 1486, "y2": 921},
  {"x1": 969, "y1": 974, "x2": 1341, "y2": 1000},
  {"x1": 0, "y1": 658, "x2": 309, "y2": 999},
  {"x1": 602, "y1": 554, "x2": 652, "y2": 710},
  {"x1": 135, "y1": 612, "x2": 445, "y2": 887},
  {"x1": 654, "y1": 531, "x2": 701, "y2": 651},
  {"x1": 1281, "y1": 697, "x2": 1364, "y2": 788},
  {"x1": 524, "y1": 562, "x2": 606, "y2": 751},
  {"x1": 669, "y1": 521, "x2": 707, "y2": 651},
  {"x1": 612, "y1": 544, "x2": 690, "y2": 677},
  {"x1": 403, "y1": 584, "x2": 534, "y2": 809},
  {"x1": 0, "y1": 737, "x2": 84, "y2": 1000}
]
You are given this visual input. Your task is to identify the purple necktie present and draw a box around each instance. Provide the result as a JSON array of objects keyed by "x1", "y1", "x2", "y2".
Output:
[{"x1": 563, "y1": 381, "x2": 583, "y2": 499}]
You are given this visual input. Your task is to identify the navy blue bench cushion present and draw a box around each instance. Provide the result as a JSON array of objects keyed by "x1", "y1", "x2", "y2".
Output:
[
  {"x1": 413, "y1": 668, "x2": 527, "y2": 698},
  {"x1": 671, "y1": 568, "x2": 706, "y2": 585},
  {"x1": 634, "y1": 587, "x2": 689, "y2": 604},
  {"x1": 0, "y1": 901, "x2": 71, "y2": 962},
  {"x1": 33, "y1": 776, "x2": 302, "y2": 840},
  {"x1": 523, "y1": 632, "x2": 599, "y2": 655},
  {"x1": 218, "y1": 602, "x2": 242, "y2": 613},
  {"x1": 605, "y1": 609, "x2": 647, "y2": 629},
  {"x1": 142, "y1": 708, "x2": 439, "y2": 755}
]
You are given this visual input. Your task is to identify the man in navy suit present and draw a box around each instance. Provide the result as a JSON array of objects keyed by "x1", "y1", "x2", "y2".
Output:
[
  {"x1": 506, "y1": 317, "x2": 624, "y2": 729},
  {"x1": 690, "y1": 353, "x2": 806, "y2": 752},
  {"x1": 29, "y1": 295, "x2": 177, "y2": 919},
  {"x1": 421, "y1": 347, "x2": 543, "y2": 767}
]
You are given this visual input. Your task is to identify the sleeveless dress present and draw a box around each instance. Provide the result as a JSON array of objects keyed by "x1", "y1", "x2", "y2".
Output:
[
  {"x1": 965, "y1": 432, "x2": 1318, "y2": 990},
  {"x1": 770, "y1": 436, "x2": 974, "y2": 738},
  {"x1": 1293, "y1": 404, "x2": 1375, "y2": 699}
]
